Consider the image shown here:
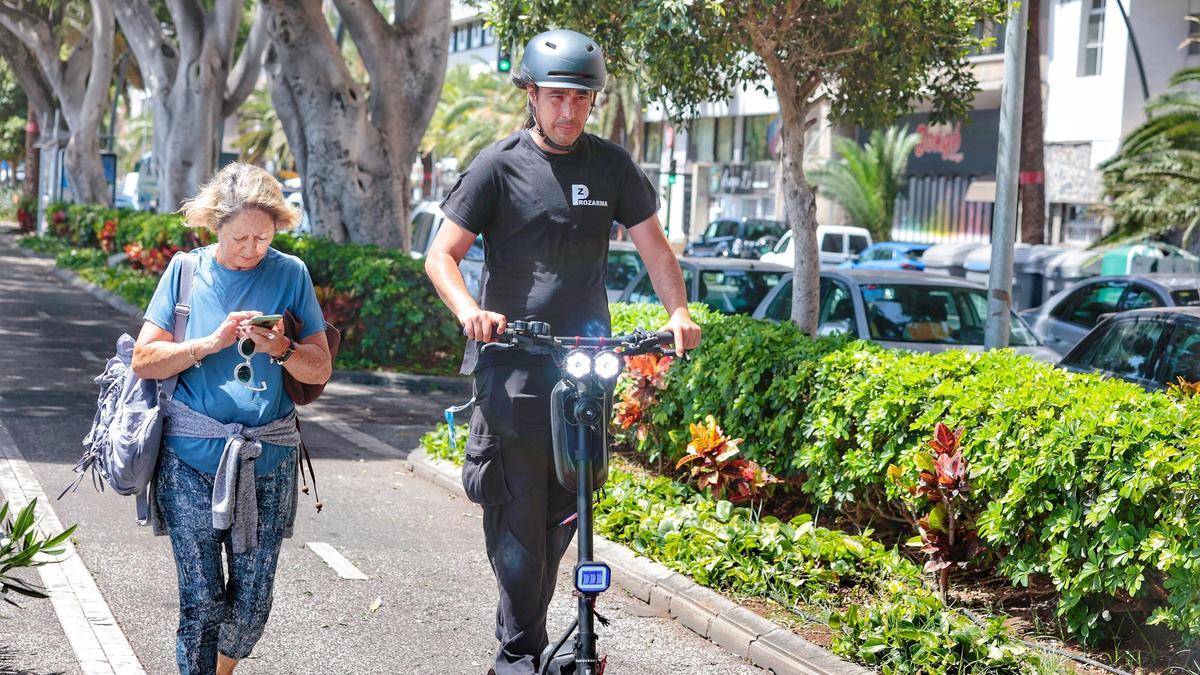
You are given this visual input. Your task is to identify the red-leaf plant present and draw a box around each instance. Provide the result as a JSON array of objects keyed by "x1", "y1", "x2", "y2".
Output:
[
  {"x1": 611, "y1": 352, "x2": 673, "y2": 444},
  {"x1": 1168, "y1": 376, "x2": 1200, "y2": 400},
  {"x1": 888, "y1": 422, "x2": 984, "y2": 600},
  {"x1": 675, "y1": 415, "x2": 780, "y2": 505}
]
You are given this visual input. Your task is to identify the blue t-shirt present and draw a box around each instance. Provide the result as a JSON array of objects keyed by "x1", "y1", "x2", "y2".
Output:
[{"x1": 144, "y1": 245, "x2": 326, "y2": 476}]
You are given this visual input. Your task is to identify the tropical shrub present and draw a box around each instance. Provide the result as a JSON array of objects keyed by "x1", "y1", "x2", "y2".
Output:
[{"x1": 610, "y1": 302, "x2": 1200, "y2": 642}]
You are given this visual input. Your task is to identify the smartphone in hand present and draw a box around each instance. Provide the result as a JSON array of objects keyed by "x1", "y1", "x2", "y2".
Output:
[{"x1": 249, "y1": 314, "x2": 283, "y2": 328}]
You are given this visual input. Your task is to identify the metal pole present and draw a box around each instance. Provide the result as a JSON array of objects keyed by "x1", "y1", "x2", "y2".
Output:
[
  {"x1": 985, "y1": 0, "x2": 1029, "y2": 350},
  {"x1": 1114, "y1": 0, "x2": 1150, "y2": 101}
]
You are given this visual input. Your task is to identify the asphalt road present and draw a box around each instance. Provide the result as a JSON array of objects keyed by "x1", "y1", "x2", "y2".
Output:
[{"x1": 0, "y1": 224, "x2": 763, "y2": 675}]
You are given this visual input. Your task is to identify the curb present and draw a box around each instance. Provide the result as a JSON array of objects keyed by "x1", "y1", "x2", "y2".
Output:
[
  {"x1": 405, "y1": 448, "x2": 870, "y2": 675},
  {"x1": 11, "y1": 240, "x2": 471, "y2": 395},
  {"x1": 329, "y1": 368, "x2": 470, "y2": 395}
]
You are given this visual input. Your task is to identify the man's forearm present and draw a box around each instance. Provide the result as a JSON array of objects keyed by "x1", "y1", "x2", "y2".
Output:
[
  {"x1": 643, "y1": 250, "x2": 689, "y2": 314},
  {"x1": 425, "y1": 253, "x2": 479, "y2": 320}
]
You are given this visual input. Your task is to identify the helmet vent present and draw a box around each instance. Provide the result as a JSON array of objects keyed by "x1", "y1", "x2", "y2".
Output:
[
  {"x1": 548, "y1": 71, "x2": 594, "y2": 79},
  {"x1": 586, "y1": 44, "x2": 595, "y2": 52},
  {"x1": 545, "y1": 41, "x2": 557, "y2": 49}
]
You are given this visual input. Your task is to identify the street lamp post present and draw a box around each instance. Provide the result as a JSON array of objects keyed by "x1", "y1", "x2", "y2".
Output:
[{"x1": 985, "y1": 0, "x2": 1029, "y2": 350}]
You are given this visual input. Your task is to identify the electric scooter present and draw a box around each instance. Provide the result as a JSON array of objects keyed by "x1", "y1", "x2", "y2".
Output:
[{"x1": 469, "y1": 321, "x2": 675, "y2": 675}]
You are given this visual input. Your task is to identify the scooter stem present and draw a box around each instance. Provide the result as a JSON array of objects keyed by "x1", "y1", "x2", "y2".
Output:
[{"x1": 575, "y1": 420, "x2": 599, "y2": 675}]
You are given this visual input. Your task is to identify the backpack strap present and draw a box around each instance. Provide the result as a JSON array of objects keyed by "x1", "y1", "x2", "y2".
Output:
[
  {"x1": 161, "y1": 252, "x2": 197, "y2": 402},
  {"x1": 140, "y1": 251, "x2": 197, "y2": 524}
]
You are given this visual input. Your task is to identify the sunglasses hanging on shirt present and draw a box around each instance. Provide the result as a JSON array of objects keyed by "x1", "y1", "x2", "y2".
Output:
[{"x1": 234, "y1": 337, "x2": 268, "y2": 391}]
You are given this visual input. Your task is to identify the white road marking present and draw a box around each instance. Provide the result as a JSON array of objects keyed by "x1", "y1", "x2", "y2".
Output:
[
  {"x1": 0, "y1": 417, "x2": 145, "y2": 675},
  {"x1": 305, "y1": 542, "x2": 369, "y2": 580},
  {"x1": 80, "y1": 350, "x2": 102, "y2": 363},
  {"x1": 305, "y1": 416, "x2": 406, "y2": 459}
]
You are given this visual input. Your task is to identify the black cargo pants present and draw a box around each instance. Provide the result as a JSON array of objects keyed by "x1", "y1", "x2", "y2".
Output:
[{"x1": 463, "y1": 365, "x2": 577, "y2": 675}]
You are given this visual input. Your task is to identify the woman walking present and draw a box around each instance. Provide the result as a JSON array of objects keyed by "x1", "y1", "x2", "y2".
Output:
[{"x1": 131, "y1": 163, "x2": 331, "y2": 674}]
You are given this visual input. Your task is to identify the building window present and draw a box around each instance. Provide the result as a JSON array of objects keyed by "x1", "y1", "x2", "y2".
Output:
[
  {"x1": 688, "y1": 118, "x2": 716, "y2": 164},
  {"x1": 1188, "y1": 15, "x2": 1200, "y2": 55},
  {"x1": 483, "y1": 25, "x2": 495, "y2": 46},
  {"x1": 451, "y1": 25, "x2": 469, "y2": 53},
  {"x1": 1080, "y1": 0, "x2": 1105, "y2": 77},
  {"x1": 742, "y1": 114, "x2": 781, "y2": 163},
  {"x1": 469, "y1": 22, "x2": 483, "y2": 49},
  {"x1": 969, "y1": 18, "x2": 1006, "y2": 56},
  {"x1": 643, "y1": 122, "x2": 663, "y2": 164},
  {"x1": 715, "y1": 116, "x2": 735, "y2": 163}
]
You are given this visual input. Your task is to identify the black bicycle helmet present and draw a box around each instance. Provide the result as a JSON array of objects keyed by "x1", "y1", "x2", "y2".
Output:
[{"x1": 512, "y1": 29, "x2": 606, "y2": 92}]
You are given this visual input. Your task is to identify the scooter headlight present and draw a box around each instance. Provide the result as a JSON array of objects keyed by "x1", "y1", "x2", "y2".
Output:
[
  {"x1": 593, "y1": 351, "x2": 621, "y2": 380},
  {"x1": 564, "y1": 350, "x2": 592, "y2": 379}
]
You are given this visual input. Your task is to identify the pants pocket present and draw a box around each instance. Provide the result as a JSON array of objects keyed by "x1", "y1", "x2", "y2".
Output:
[{"x1": 462, "y1": 433, "x2": 511, "y2": 506}]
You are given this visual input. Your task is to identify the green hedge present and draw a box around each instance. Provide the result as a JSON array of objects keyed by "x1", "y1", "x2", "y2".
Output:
[
  {"x1": 418, "y1": 424, "x2": 1062, "y2": 674},
  {"x1": 22, "y1": 204, "x2": 461, "y2": 374},
  {"x1": 609, "y1": 303, "x2": 1200, "y2": 643}
]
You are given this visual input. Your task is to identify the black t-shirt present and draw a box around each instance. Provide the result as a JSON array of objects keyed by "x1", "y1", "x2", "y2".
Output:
[{"x1": 440, "y1": 130, "x2": 658, "y2": 373}]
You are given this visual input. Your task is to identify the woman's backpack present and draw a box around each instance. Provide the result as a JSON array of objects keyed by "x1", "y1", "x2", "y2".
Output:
[{"x1": 61, "y1": 253, "x2": 196, "y2": 524}]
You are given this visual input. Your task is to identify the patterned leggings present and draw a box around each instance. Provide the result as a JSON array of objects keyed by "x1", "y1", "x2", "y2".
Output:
[{"x1": 156, "y1": 447, "x2": 296, "y2": 674}]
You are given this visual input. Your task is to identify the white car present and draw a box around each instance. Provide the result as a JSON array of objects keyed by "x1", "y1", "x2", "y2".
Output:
[
  {"x1": 760, "y1": 225, "x2": 873, "y2": 268},
  {"x1": 409, "y1": 201, "x2": 484, "y2": 300}
]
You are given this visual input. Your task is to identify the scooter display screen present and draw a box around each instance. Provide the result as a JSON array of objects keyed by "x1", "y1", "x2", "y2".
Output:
[{"x1": 574, "y1": 562, "x2": 611, "y2": 594}]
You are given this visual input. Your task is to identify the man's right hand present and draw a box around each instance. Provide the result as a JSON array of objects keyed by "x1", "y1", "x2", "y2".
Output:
[{"x1": 458, "y1": 308, "x2": 508, "y2": 343}]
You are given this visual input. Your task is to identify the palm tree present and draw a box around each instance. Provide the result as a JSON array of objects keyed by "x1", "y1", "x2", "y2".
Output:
[
  {"x1": 592, "y1": 75, "x2": 643, "y2": 160},
  {"x1": 423, "y1": 64, "x2": 524, "y2": 169},
  {"x1": 233, "y1": 88, "x2": 294, "y2": 171},
  {"x1": 808, "y1": 126, "x2": 920, "y2": 242},
  {"x1": 1100, "y1": 67, "x2": 1200, "y2": 247}
]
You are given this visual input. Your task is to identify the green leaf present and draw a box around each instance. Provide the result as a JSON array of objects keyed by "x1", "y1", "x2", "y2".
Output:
[{"x1": 914, "y1": 452, "x2": 936, "y2": 473}]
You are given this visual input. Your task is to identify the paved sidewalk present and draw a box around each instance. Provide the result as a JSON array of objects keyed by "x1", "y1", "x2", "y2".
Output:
[{"x1": 0, "y1": 224, "x2": 775, "y2": 674}]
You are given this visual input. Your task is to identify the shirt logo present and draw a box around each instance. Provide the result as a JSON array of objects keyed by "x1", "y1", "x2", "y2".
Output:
[{"x1": 571, "y1": 184, "x2": 609, "y2": 207}]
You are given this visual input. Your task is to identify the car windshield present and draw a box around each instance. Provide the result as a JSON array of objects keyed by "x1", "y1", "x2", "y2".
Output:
[
  {"x1": 704, "y1": 221, "x2": 739, "y2": 239},
  {"x1": 1171, "y1": 289, "x2": 1200, "y2": 306},
  {"x1": 861, "y1": 284, "x2": 1038, "y2": 347},
  {"x1": 744, "y1": 220, "x2": 787, "y2": 240},
  {"x1": 698, "y1": 269, "x2": 786, "y2": 315},
  {"x1": 606, "y1": 249, "x2": 645, "y2": 291}
]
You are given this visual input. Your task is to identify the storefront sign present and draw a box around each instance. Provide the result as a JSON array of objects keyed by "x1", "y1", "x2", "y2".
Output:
[
  {"x1": 914, "y1": 122, "x2": 965, "y2": 163},
  {"x1": 712, "y1": 163, "x2": 776, "y2": 195}
]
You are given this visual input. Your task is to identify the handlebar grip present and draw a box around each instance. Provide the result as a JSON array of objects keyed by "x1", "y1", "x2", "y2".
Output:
[{"x1": 653, "y1": 330, "x2": 676, "y2": 345}]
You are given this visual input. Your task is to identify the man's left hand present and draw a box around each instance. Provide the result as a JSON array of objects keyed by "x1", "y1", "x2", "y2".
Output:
[{"x1": 661, "y1": 308, "x2": 701, "y2": 357}]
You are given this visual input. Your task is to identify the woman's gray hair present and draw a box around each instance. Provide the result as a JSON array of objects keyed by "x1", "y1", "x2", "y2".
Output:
[{"x1": 178, "y1": 162, "x2": 299, "y2": 232}]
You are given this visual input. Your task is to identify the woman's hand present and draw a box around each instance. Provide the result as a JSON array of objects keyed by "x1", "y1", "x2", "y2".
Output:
[
  {"x1": 205, "y1": 311, "x2": 260, "y2": 355},
  {"x1": 239, "y1": 316, "x2": 288, "y2": 357}
]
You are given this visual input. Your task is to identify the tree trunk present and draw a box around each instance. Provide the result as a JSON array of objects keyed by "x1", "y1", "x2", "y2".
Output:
[
  {"x1": 779, "y1": 96, "x2": 821, "y2": 335},
  {"x1": 1019, "y1": 0, "x2": 1046, "y2": 245},
  {"x1": 261, "y1": 0, "x2": 448, "y2": 249},
  {"x1": 0, "y1": 0, "x2": 113, "y2": 205},
  {"x1": 153, "y1": 49, "x2": 224, "y2": 211},
  {"x1": 760, "y1": 62, "x2": 820, "y2": 333},
  {"x1": 61, "y1": 1, "x2": 113, "y2": 206},
  {"x1": 114, "y1": 0, "x2": 265, "y2": 212},
  {"x1": 22, "y1": 102, "x2": 38, "y2": 202}
]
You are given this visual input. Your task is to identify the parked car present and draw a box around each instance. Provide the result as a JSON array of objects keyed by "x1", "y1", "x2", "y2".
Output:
[
  {"x1": 1059, "y1": 307, "x2": 1200, "y2": 391},
  {"x1": 606, "y1": 240, "x2": 644, "y2": 303},
  {"x1": 408, "y1": 201, "x2": 484, "y2": 299},
  {"x1": 752, "y1": 269, "x2": 1057, "y2": 361},
  {"x1": 618, "y1": 257, "x2": 789, "y2": 315},
  {"x1": 759, "y1": 225, "x2": 873, "y2": 268},
  {"x1": 838, "y1": 242, "x2": 932, "y2": 271},
  {"x1": 1019, "y1": 275, "x2": 1200, "y2": 356},
  {"x1": 285, "y1": 191, "x2": 311, "y2": 234},
  {"x1": 683, "y1": 218, "x2": 788, "y2": 259}
]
